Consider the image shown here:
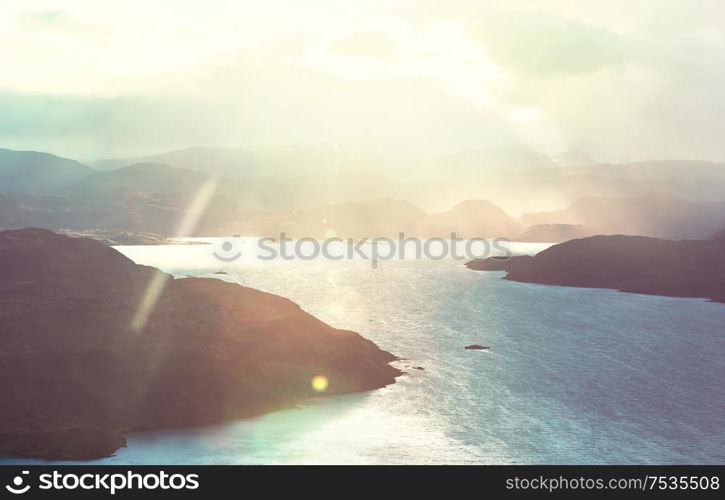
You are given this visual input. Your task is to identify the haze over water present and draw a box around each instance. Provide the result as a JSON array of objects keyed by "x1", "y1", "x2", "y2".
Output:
[{"x1": 6, "y1": 240, "x2": 724, "y2": 465}]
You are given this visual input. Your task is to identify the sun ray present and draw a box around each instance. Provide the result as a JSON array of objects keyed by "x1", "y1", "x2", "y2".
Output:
[{"x1": 130, "y1": 176, "x2": 220, "y2": 332}]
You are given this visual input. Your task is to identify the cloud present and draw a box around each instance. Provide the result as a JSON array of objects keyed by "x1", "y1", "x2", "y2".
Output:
[
  {"x1": 29, "y1": 9, "x2": 68, "y2": 26},
  {"x1": 471, "y1": 12, "x2": 629, "y2": 77},
  {"x1": 1, "y1": 0, "x2": 725, "y2": 163},
  {"x1": 0, "y1": 59, "x2": 516, "y2": 160},
  {"x1": 0, "y1": 91, "x2": 220, "y2": 159},
  {"x1": 459, "y1": 1, "x2": 725, "y2": 161}
]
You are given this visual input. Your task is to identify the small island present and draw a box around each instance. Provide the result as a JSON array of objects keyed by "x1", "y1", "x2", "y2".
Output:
[{"x1": 0, "y1": 228, "x2": 401, "y2": 460}]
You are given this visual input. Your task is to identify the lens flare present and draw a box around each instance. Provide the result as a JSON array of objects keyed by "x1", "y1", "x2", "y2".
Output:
[
  {"x1": 130, "y1": 176, "x2": 220, "y2": 332},
  {"x1": 311, "y1": 375, "x2": 329, "y2": 392}
]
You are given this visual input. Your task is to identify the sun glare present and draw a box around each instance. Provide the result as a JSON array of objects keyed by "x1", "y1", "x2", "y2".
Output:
[{"x1": 311, "y1": 375, "x2": 329, "y2": 392}]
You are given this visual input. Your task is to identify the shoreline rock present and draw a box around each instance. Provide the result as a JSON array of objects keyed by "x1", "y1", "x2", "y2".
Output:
[
  {"x1": 465, "y1": 255, "x2": 532, "y2": 272},
  {"x1": 0, "y1": 427, "x2": 127, "y2": 461},
  {"x1": 56, "y1": 229, "x2": 210, "y2": 246}
]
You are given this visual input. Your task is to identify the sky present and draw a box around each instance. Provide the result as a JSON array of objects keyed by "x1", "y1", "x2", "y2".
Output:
[{"x1": 1, "y1": 0, "x2": 724, "y2": 163}]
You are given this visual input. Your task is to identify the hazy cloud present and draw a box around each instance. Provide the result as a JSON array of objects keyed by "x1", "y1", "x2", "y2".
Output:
[
  {"x1": 471, "y1": 12, "x2": 629, "y2": 77},
  {"x1": 0, "y1": 0, "x2": 724, "y2": 163},
  {"x1": 29, "y1": 9, "x2": 68, "y2": 26}
]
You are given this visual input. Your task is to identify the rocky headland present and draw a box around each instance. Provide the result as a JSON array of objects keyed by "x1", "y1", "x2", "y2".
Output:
[
  {"x1": 467, "y1": 234, "x2": 725, "y2": 303},
  {"x1": 0, "y1": 228, "x2": 400, "y2": 459}
]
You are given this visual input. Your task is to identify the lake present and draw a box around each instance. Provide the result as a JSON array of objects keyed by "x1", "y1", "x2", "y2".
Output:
[{"x1": 4, "y1": 239, "x2": 724, "y2": 464}]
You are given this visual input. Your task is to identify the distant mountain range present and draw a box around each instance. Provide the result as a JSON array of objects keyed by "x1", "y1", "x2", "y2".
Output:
[
  {"x1": 91, "y1": 146, "x2": 345, "y2": 178},
  {"x1": 1, "y1": 146, "x2": 725, "y2": 241},
  {"x1": 0, "y1": 148, "x2": 93, "y2": 194},
  {"x1": 521, "y1": 193, "x2": 725, "y2": 240},
  {"x1": 91, "y1": 145, "x2": 565, "y2": 176}
]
